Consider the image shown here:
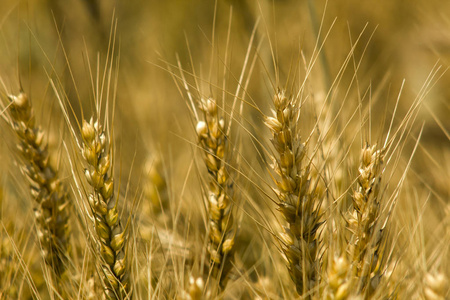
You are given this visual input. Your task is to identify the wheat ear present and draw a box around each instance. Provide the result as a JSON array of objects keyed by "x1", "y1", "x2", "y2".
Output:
[
  {"x1": 348, "y1": 144, "x2": 385, "y2": 295},
  {"x1": 327, "y1": 255, "x2": 350, "y2": 300},
  {"x1": 423, "y1": 272, "x2": 448, "y2": 300},
  {"x1": 264, "y1": 89, "x2": 322, "y2": 296},
  {"x1": 1, "y1": 226, "x2": 19, "y2": 298},
  {"x1": 81, "y1": 118, "x2": 129, "y2": 299},
  {"x1": 144, "y1": 155, "x2": 169, "y2": 217},
  {"x1": 196, "y1": 97, "x2": 236, "y2": 289},
  {"x1": 6, "y1": 92, "x2": 71, "y2": 278},
  {"x1": 179, "y1": 276, "x2": 205, "y2": 300}
]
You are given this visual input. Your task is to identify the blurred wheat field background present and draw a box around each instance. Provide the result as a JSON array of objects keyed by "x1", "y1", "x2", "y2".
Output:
[{"x1": 0, "y1": 1, "x2": 449, "y2": 299}]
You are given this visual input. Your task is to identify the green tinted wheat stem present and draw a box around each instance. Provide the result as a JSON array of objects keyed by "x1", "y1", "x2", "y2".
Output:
[
  {"x1": 6, "y1": 92, "x2": 71, "y2": 279},
  {"x1": 81, "y1": 118, "x2": 129, "y2": 299},
  {"x1": 196, "y1": 97, "x2": 236, "y2": 289},
  {"x1": 264, "y1": 89, "x2": 322, "y2": 296},
  {"x1": 348, "y1": 144, "x2": 385, "y2": 296}
]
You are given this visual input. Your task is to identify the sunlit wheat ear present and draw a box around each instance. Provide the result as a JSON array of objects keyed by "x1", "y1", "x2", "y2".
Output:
[
  {"x1": 87, "y1": 276, "x2": 99, "y2": 300},
  {"x1": 5, "y1": 92, "x2": 71, "y2": 280},
  {"x1": 196, "y1": 97, "x2": 236, "y2": 290},
  {"x1": 347, "y1": 144, "x2": 386, "y2": 296},
  {"x1": 423, "y1": 271, "x2": 448, "y2": 300},
  {"x1": 264, "y1": 89, "x2": 322, "y2": 297},
  {"x1": 180, "y1": 276, "x2": 205, "y2": 300},
  {"x1": 81, "y1": 118, "x2": 130, "y2": 299},
  {"x1": 326, "y1": 255, "x2": 350, "y2": 300}
]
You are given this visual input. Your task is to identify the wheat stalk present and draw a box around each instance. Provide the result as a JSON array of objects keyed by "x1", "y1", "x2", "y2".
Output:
[
  {"x1": 347, "y1": 144, "x2": 386, "y2": 296},
  {"x1": 5, "y1": 92, "x2": 71, "y2": 280},
  {"x1": 81, "y1": 118, "x2": 130, "y2": 299},
  {"x1": 196, "y1": 97, "x2": 236, "y2": 289},
  {"x1": 264, "y1": 89, "x2": 322, "y2": 296}
]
